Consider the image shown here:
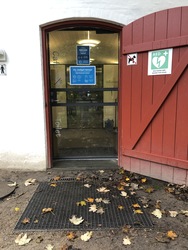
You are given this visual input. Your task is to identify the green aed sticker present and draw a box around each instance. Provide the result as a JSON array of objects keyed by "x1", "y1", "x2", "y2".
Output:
[{"x1": 148, "y1": 48, "x2": 173, "y2": 75}]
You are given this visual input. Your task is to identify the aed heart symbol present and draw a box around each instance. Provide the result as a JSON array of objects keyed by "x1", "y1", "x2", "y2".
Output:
[{"x1": 152, "y1": 56, "x2": 166, "y2": 68}]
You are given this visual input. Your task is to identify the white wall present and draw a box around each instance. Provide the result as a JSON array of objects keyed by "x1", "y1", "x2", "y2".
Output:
[{"x1": 0, "y1": 0, "x2": 187, "y2": 170}]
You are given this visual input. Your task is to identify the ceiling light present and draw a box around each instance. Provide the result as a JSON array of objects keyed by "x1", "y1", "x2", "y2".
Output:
[{"x1": 77, "y1": 31, "x2": 100, "y2": 47}]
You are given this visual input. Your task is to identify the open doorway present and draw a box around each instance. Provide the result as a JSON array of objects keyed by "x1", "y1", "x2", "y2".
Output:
[{"x1": 43, "y1": 22, "x2": 121, "y2": 167}]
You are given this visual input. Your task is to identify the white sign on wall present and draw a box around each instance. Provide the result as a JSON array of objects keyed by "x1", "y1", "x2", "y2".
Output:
[
  {"x1": 148, "y1": 48, "x2": 173, "y2": 75},
  {"x1": 127, "y1": 53, "x2": 137, "y2": 65}
]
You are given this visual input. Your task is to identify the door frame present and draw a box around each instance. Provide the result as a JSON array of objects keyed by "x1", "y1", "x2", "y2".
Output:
[{"x1": 41, "y1": 19, "x2": 123, "y2": 168}]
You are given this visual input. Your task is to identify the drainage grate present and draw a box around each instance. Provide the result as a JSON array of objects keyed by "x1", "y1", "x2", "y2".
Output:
[{"x1": 14, "y1": 180, "x2": 153, "y2": 231}]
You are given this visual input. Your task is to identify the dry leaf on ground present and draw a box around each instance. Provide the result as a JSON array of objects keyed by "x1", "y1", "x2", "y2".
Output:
[
  {"x1": 66, "y1": 232, "x2": 77, "y2": 241},
  {"x1": 169, "y1": 211, "x2": 178, "y2": 217},
  {"x1": 145, "y1": 187, "x2": 155, "y2": 193},
  {"x1": 76, "y1": 200, "x2": 87, "y2": 206},
  {"x1": 151, "y1": 209, "x2": 162, "y2": 219},
  {"x1": 95, "y1": 198, "x2": 103, "y2": 203},
  {"x1": 84, "y1": 184, "x2": 91, "y2": 188},
  {"x1": 102, "y1": 198, "x2": 110, "y2": 204},
  {"x1": 85, "y1": 197, "x2": 94, "y2": 203},
  {"x1": 97, "y1": 187, "x2": 110, "y2": 193},
  {"x1": 89, "y1": 204, "x2": 98, "y2": 212},
  {"x1": 134, "y1": 209, "x2": 143, "y2": 214},
  {"x1": 80, "y1": 231, "x2": 93, "y2": 241},
  {"x1": 118, "y1": 205, "x2": 124, "y2": 210},
  {"x1": 45, "y1": 244, "x2": 54, "y2": 250},
  {"x1": 123, "y1": 236, "x2": 131, "y2": 245},
  {"x1": 69, "y1": 215, "x2": 84, "y2": 225},
  {"x1": 42, "y1": 208, "x2": 54, "y2": 214},
  {"x1": 180, "y1": 210, "x2": 188, "y2": 216},
  {"x1": 120, "y1": 191, "x2": 128, "y2": 197},
  {"x1": 8, "y1": 182, "x2": 17, "y2": 187},
  {"x1": 167, "y1": 230, "x2": 178, "y2": 240},
  {"x1": 52, "y1": 176, "x2": 61, "y2": 181},
  {"x1": 15, "y1": 233, "x2": 32, "y2": 246},
  {"x1": 96, "y1": 207, "x2": 105, "y2": 214},
  {"x1": 24, "y1": 178, "x2": 36, "y2": 186},
  {"x1": 50, "y1": 183, "x2": 57, "y2": 187},
  {"x1": 22, "y1": 217, "x2": 30, "y2": 224}
]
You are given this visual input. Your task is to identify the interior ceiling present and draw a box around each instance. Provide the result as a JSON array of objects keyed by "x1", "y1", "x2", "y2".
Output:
[{"x1": 49, "y1": 29, "x2": 119, "y2": 65}]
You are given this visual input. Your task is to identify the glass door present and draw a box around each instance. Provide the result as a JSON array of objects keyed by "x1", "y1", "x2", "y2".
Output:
[{"x1": 48, "y1": 28, "x2": 119, "y2": 159}]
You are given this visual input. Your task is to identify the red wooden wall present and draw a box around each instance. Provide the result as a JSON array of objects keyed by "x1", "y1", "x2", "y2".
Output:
[{"x1": 119, "y1": 7, "x2": 188, "y2": 185}]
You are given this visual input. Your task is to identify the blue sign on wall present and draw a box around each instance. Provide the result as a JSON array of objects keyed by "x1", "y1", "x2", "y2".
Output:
[
  {"x1": 70, "y1": 66, "x2": 96, "y2": 85},
  {"x1": 76, "y1": 46, "x2": 90, "y2": 65}
]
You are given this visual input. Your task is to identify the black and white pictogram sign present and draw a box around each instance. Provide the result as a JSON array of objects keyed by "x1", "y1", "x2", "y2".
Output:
[
  {"x1": 127, "y1": 53, "x2": 137, "y2": 65},
  {"x1": 0, "y1": 64, "x2": 6, "y2": 75}
]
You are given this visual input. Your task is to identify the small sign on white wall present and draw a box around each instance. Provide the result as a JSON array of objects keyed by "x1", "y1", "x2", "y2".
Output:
[
  {"x1": 127, "y1": 53, "x2": 137, "y2": 65},
  {"x1": 0, "y1": 64, "x2": 6, "y2": 75},
  {"x1": 148, "y1": 48, "x2": 173, "y2": 75}
]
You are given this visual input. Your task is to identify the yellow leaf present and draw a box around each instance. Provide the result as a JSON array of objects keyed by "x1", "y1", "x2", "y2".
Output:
[
  {"x1": 117, "y1": 185, "x2": 124, "y2": 191},
  {"x1": 15, "y1": 207, "x2": 20, "y2": 212},
  {"x1": 76, "y1": 200, "x2": 86, "y2": 206},
  {"x1": 22, "y1": 217, "x2": 30, "y2": 224},
  {"x1": 52, "y1": 176, "x2": 61, "y2": 181},
  {"x1": 85, "y1": 198, "x2": 94, "y2": 203},
  {"x1": 69, "y1": 215, "x2": 84, "y2": 225},
  {"x1": 134, "y1": 209, "x2": 143, "y2": 214},
  {"x1": 125, "y1": 177, "x2": 130, "y2": 182},
  {"x1": 119, "y1": 168, "x2": 125, "y2": 174},
  {"x1": 15, "y1": 233, "x2": 32, "y2": 246},
  {"x1": 145, "y1": 187, "x2": 154, "y2": 193},
  {"x1": 50, "y1": 183, "x2": 57, "y2": 187},
  {"x1": 151, "y1": 209, "x2": 162, "y2": 219},
  {"x1": 132, "y1": 203, "x2": 141, "y2": 209},
  {"x1": 42, "y1": 208, "x2": 53, "y2": 214},
  {"x1": 66, "y1": 232, "x2": 77, "y2": 241},
  {"x1": 141, "y1": 178, "x2": 147, "y2": 183},
  {"x1": 167, "y1": 231, "x2": 178, "y2": 240},
  {"x1": 123, "y1": 236, "x2": 131, "y2": 245},
  {"x1": 118, "y1": 205, "x2": 124, "y2": 210}
]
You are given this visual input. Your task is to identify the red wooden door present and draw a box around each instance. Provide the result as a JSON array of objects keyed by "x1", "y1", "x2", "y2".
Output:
[{"x1": 120, "y1": 6, "x2": 188, "y2": 183}]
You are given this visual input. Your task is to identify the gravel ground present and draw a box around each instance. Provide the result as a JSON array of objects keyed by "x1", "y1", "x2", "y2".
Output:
[{"x1": 0, "y1": 167, "x2": 187, "y2": 250}]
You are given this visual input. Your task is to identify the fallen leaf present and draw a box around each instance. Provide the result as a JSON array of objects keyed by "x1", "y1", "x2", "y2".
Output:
[
  {"x1": 102, "y1": 198, "x2": 110, "y2": 204},
  {"x1": 180, "y1": 210, "x2": 188, "y2": 216},
  {"x1": 130, "y1": 183, "x2": 139, "y2": 190},
  {"x1": 84, "y1": 184, "x2": 91, "y2": 188},
  {"x1": 69, "y1": 215, "x2": 84, "y2": 225},
  {"x1": 123, "y1": 236, "x2": 131, "y2": 245},
  {"x1": 167, "y1": 230, "x2": 178, "y2": 240},
  {"x1": 169, "y1": 211, "x2": 178, "y2": 217},
  {"x1": 141, "y1": 178, "x2": 147, "y2": 183},
  {"x1": 85, "y1": 197, "x2": 94, "y2": 203},
  {"x1": 46, "y1": 244, "x2": 54, "y2": 250},
  {"x1": 25, "y1": 178, "x2": 36, "y2": 186},
  {"x1": 15, "y1": 233, "x2": 32, "y2": 246},
  {"x1": 42, "y1": 208, "x2": 54, "y2": 214},
  {"x1": 155, "y1": 200, "x2": 161, "y2": 209},
  {"x1": 99, "y1": 170, "x2": 104, "y2": 173},
  {"x1": 120, "y1": 191, "x2": 128, "y2": 197},
  {"x1": 132, "y1": 203, "x2": 141, "y2": 209},
  {"x1": 50, "y1": 183, "x2": 57, "y2": 187},
  {"x1": 15, "y1": 207, "x2": 20, "y2": 212},
  {"x1": 134, "y1": 209, "x2": 143, "y2": 214},
  {"x1": 22, "y1": 217, "x2": 30, "y2": 224},
  {"x1": 119, "y1": 168, "x2": 125, "y2": 174},
  {"x1": 67, "y1": 232, "x2": 77, "y2": 241},
  {"x1": 95, "y1": 198, "x2": 103, "y2": 203},
  {"x1": 81, "y1": 231, "x2": 93, "y2": 242},
  {"x1": 117, "y1": 185, "x2": 125, "y2": 191},
  {"x1": 52, "y1": 176, "x2": 61, "y2": 181},
  {"x1": 151, "y1": 209, "x2": 162, "y2": 219},
  {"x1": 8, "y1": 182, "x2": 17, "y2": 187},
  {"x1": 97, "y1": 187, "x2": 110, "y2": 193},
  {"x1": 34, "y1": 219, "x2": 39, "y2": 224},
  {"x1": 76, "y1": 200, "x2": 86, "y2": 206},
  {"x1": 122, "y1": 225, "x2": 131, "y2": 233},
  {"x1": 125, "y1": 177, "x2": 130, "y2": 182},
  {"x1": 145, "y1": 187, "x2": 154, "y2": 193},
  {"x1": 96, "y1": 207, "x2": 105, "y2": 214},
  {"x1": 89, "y1": 204, "x2": 98, "y2": 212},
  {"x1": 118, "y1": 205, "x2": 124, "y2": 210}
]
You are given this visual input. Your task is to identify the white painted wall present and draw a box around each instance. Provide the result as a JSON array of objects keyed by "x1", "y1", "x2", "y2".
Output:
[{"x1": 0, "y1": 0, "x2": 187, "y2": 170}]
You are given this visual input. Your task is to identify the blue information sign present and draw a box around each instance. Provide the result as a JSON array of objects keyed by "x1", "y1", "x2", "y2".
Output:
[
  {"x1": 77, "y1": 46, "x2": 90, "y2": 65},
  {"x1": 70, "y1": 66, "x2": 96, "y2": 85}
]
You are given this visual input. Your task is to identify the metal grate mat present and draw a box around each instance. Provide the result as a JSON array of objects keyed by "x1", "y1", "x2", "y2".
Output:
[{"x1": 14, "y1": 180, "x2": 153, "y2": 231}]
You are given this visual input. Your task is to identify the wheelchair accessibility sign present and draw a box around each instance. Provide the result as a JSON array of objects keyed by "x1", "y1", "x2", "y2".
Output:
[{"x1": 148, "y1": 48, "x2": 173, "y2": 75}]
